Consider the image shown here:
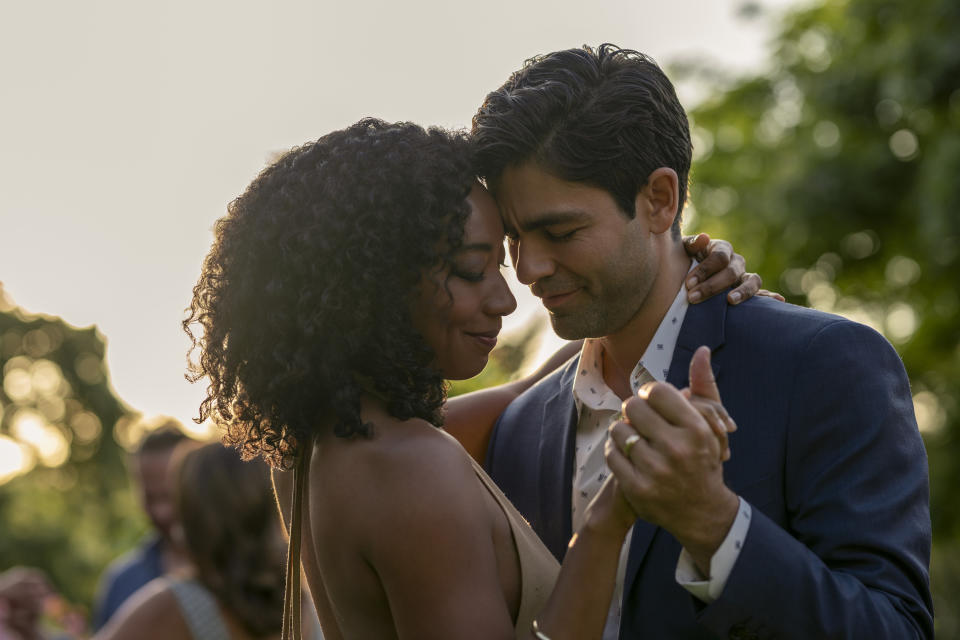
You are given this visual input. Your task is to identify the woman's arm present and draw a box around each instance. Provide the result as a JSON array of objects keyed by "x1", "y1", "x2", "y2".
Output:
[{"x1": 523, "y1": 477, "x2": 635, "y2": 640}]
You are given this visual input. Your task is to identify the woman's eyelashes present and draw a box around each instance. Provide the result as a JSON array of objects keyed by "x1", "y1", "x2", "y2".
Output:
[
  {"x1": 453, "y1": 269, "x2": 485, "y2": 283},
  {"x1": 453, "y1": 258, "x2": 511, "y2": 283}
]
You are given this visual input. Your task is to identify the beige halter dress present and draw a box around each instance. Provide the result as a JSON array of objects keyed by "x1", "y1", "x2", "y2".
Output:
[{"x1": 281, "y1": 433, "x2": 560, "y2": 639}]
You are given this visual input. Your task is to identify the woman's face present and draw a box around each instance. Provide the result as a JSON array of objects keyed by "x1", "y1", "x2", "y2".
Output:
[{"x1": 411, "y1": 183, "x2": 517, "y2": 380}]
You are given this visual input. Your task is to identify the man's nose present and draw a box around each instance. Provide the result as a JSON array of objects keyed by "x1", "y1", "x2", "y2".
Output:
[{"x1": 512, "y1": 238, "x2": 554, "y2": 286}]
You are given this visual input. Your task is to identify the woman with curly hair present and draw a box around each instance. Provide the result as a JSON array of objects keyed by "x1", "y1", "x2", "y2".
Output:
[
  {"x1": 183, "y1": 118, "x2": 751, "y2": 640},
  {"x1": 94, "y1": 442, "x2": 301, "y2": 640}
]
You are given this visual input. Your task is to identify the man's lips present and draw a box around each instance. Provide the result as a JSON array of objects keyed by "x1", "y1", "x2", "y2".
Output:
[{"x1": 537, "y1": 289, "x2": 580, "y2": 310}]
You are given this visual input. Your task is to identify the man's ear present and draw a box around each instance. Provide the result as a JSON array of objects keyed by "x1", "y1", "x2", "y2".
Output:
[{"x1": 635, "y1": 168, "x2": 679, "y2": 234}]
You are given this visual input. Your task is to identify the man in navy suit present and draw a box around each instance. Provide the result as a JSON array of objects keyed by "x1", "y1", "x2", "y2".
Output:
[{"x1": 472, "y1": 44, "x2": 932, "y2": 639}]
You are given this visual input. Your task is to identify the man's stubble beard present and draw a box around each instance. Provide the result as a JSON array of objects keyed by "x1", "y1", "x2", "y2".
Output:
[
  {"x1": 547, "y1": 249, "x2": 658, "y2": 341},
  {"x1": 548, "y1": 278, "x2": 654, "y2": 340}
]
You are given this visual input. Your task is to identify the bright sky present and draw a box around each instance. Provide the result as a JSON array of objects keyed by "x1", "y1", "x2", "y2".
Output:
[{"x1": 1, "y1": 0, "x2": 797, "y2": 435}]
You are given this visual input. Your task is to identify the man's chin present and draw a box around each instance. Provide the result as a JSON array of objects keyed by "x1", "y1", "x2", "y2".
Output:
[{"x1": 548, "y1": 313, "x2": 603, "y2": 341}]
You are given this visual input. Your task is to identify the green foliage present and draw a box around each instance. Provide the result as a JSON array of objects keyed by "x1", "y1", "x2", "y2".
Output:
[
  {"x1": 0, "y1": 297, "x2": 147, "y2": 616},
  {"x1": 679, "y1": 0, "x2": 959, "y2": 631},
  {"x1": 2, "y1": 0, "x2": 957, "y2": 631}
]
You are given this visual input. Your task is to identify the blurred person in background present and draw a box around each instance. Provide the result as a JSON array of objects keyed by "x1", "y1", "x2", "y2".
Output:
[
  {"x1": 94, "y1": 441, "x2": 308, "y2": 640},
  {"x1": 91, "y1": 421, "x2": 190, "y2": 631},
  {"x1": 0, "y1": 567, "x2": 49, "y2": 640}
]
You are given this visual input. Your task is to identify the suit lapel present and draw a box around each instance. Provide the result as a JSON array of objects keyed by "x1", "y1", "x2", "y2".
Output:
[
  {"x1": 622, "y1": 292, "x2": 728, "y2": 603},
  {"x1": 537, "y1": 356, "x2": 579, "y2": 561},
  {"x1": 667, "y1": 291, "x2": 726, "y2": 387}
]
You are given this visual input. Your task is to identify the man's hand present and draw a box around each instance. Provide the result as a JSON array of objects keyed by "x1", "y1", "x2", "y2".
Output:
[
  {"x1": 605, "y1": 347, "x2": 739, "y2": 574},
  {"x1": 682, "y1": 233, "x2": 785, "y2": 305},
  {"x1": 681, "y1": 345, "x2": 737, "y2": 462}
]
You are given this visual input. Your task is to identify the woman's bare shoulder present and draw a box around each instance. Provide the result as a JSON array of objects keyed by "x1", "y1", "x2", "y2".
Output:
[
  {"x1": 93, "y1": 578, "x2": 191, "y2": 640},
  {"x1": 348, "y1": 415, "x2": 477, "y2": 501},
  {"x1": 325, "y1": 413, "x2": 487, "y2": 541},
  {"x1": 274, "y1": 413, "x2": 471, "y2": 515}
]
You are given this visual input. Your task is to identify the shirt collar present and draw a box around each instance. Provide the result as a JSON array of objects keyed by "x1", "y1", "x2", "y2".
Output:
[{"x1": 572, "y1": 261, "x2": 695, "y2": 413}]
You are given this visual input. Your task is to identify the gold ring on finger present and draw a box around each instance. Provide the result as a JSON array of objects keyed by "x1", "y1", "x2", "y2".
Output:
[{"x1": 622, "y1": 433, "x2": 640, "y2": 458}]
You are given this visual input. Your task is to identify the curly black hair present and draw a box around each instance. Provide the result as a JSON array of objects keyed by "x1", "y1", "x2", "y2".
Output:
[{"x1": 184, "y1": 119, "x2": 475, "y2": 468}]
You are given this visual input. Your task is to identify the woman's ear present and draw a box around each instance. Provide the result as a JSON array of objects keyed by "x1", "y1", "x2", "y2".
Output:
[{"x1": 635, "y1": 167, "x2": 679, "y2": 234}]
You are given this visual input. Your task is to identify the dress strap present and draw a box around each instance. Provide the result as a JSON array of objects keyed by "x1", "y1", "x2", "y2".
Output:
[
  {"x1": 167, "y1": 578, "x2": 232, "y2": 640},
  {"x1": 281, "y1": 443, "x2": 311, "y2": 640}
]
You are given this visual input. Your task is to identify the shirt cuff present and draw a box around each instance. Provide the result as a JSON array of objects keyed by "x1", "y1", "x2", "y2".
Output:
[{"x1": 675, "y1": 498, "x2": 752, "y2": 603}]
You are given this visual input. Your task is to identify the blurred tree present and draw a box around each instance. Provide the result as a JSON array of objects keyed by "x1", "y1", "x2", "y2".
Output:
[
  {"x1": 0, "y1": 286, "x2": 146, "y2": 621},
  {"x1": 676, "y1": 0, "x2": 959, "y2": 633}
]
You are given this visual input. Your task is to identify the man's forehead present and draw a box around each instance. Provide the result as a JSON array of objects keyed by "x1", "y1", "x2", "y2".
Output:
[
  {"x1": 523, "y1": 211, "x2": 592, "y2": 236},
  {"x1": 495, "y1": 164, "x2": 611, "y2": 224}
]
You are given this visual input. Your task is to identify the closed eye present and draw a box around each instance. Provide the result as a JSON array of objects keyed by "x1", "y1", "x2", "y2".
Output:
[
  {"x1": 453, "y1": 269, "x2": 485, "y2": 283},
  {"x1": 544, "y1": 227, "x2": 581, "y2": 242}
]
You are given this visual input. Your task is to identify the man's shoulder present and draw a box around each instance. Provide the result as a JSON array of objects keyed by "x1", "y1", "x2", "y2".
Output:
[
  {"x1": 719, "y1": 296, "x2": 905, "y2": 384},
  {"x1": 725, "y1": 296, "x2": 887, "y2": 347},
  {"x1": 504, "y1": 353, "x2": 579, "y2": 414},
  {"x1": 728, "y1": 295, "x2": 842, "y2": 327},
  {"x1": 101, "y1": 536, "x2": 163, "y2": 585},
  {"x1": 94, "y1": 535, "x2": 166, "y2": 629}
]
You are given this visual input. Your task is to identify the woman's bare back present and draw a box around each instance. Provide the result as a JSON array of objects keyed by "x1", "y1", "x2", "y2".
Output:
[{"x1": 274, "y1": 401, "x2": 522, "y2": 640}]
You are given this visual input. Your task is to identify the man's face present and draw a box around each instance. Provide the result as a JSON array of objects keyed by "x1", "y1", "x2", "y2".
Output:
[
  {"x1": 136, "y1": 449, "x2": 177, "y2": 541},
  {"x1": 495, "y1": 162, "x2": 658, "y2": 340}
]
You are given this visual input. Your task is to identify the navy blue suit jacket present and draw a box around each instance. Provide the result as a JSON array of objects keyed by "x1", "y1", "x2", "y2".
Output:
[{"x1": 486, "y1": 294, "x2": 932, "y2": 639}]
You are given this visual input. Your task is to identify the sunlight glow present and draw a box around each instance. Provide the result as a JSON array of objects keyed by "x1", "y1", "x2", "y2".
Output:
[
  {"x1": 813, "y1": 120, "x2": 840, "y2": 149},
  {"x1": 913, "y1": 391, "x2": 946, "y2": 434},
  {"x1": 842, "y1": 230, "x2": 880, "y2": 259},
  {"x1": 885, "y1": 255, "x2": 922, "y2": 288},
  {"x1": 797, "y1": 28, "x2": 831, "y2": 72},
  {"x1": 181, "y1": 420, "x2": 216, "y2": 440},
  {"x1": 3, "y1": 368, "x2": 33, "y2": 402},
  {"x1": 31, "y1": 359, "x2": 65, "y2": 396},
  {"x1": 0, "y1": 435, "x2": 34, "y2": 484},
  {"x1": 10, "y1": 408, "x2": 70, "y2": 467},
  {"x1": 73, "y1": 352, "x2": 104, "y2": 385},
  {"x1": 889, "y1": 129, "x2": 919, "y2": 161},
  {"x1": 70, "y1": 411, "x2": 102, "y2": 444},
  {"x1": 885, "y1": 303, "x2": 918, "y2": 343}
]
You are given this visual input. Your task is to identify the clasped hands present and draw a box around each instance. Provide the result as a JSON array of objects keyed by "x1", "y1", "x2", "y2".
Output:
[{"x1": 599, "y1": 347, "x2": 740, "y2": 575}]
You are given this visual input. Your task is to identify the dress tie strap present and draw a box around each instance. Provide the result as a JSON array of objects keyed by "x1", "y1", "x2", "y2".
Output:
[{"x1": 281, "y1": 442, "x2": 311, "y2": 640}]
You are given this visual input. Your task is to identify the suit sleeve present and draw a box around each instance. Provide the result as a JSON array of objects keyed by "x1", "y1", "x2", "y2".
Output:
[{"x1": 698, "y1": 320, "x2": 933, "y2": 639}]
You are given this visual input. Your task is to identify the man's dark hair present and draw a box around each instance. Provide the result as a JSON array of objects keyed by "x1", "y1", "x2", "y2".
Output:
[
  {"x1": 472, "y1": 43, "x2": 691, "y2": 233},
  {"x1": 136, "y1": 419, "x2": 187, "y2": 456}
]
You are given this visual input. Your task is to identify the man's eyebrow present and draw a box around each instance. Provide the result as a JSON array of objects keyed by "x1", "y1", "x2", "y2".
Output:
[{"x1": 514, "y1": 210, "x2": 590, "y2": 233}]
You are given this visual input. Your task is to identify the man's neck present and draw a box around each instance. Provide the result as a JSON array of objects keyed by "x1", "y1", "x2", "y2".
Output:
[
  {"x1": 600, "y1": 242, "x2": 690, "y2": 399},
  {"x1": 158, "y1": 534, "x2": 191, "y2": 574}
]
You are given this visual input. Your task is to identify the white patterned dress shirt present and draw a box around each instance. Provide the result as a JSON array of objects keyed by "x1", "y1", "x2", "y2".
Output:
[{"x1": 570, "y1": 268, "x2": 751, "y2": 638}]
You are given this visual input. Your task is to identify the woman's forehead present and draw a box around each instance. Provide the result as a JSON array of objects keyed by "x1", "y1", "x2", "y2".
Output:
[{"x1": 463, "y1": 183, "x2": 506, "y2": 244}]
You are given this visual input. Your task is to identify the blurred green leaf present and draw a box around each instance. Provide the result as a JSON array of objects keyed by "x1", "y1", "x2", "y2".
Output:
[{"x1": 679, "y1": 0, "x2": 959, "y2": 632}]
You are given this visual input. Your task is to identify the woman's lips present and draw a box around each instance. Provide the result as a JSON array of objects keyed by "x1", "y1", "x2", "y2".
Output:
[{"x1": 466, "y1": 332, "x2": 499, "y2": 350}]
